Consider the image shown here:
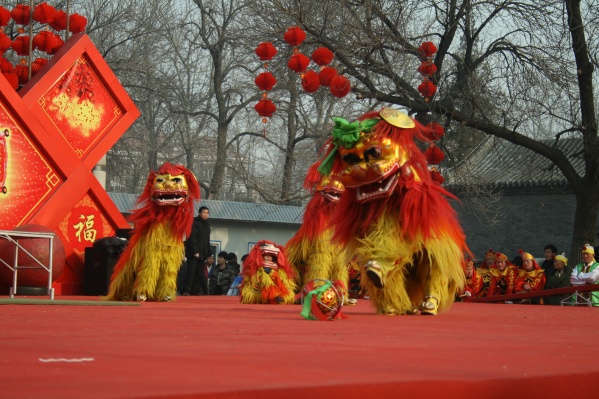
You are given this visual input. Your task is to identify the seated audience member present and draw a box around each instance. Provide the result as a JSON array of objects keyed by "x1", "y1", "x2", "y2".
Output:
[
  {"x1": 476, "y1": 249, "x2": 495, "y2": 298},
  {"x1": 458, "y1": 258, "x2": 483, "y2": 301},
  {"x1": 240, "y1": 240, "x2": 297, "y2": 304},
  {"x1": 541, "y1": 244, "x2": 557, "y2": 279},
  {"x1": 511, "y1": 254, "x2": 523, "y2": 269},
  {"x1": 570, "y1": 244, "x2": 599, "y2": 306},
  {"x1": 227, "y1": 254, "x2": 247, "y2": 296},
  {"x1": 514, "y1": 250, "x2": 546, "y2": 303},
  {"x1": 204, "y1": 254, "x2": 214, "y2": 294},
  {"x1": 208, "y1": 251, "x2": 236, "y2": 295},
  {"x1": 544, "y1": 254, "x2": 572, "y2": 305},
  {"x1": 226, "y1": 252, "x2": 241, "y2": 275},
  {"x1": 487, "y1": 252, "x2": 518, "y2": 296}
]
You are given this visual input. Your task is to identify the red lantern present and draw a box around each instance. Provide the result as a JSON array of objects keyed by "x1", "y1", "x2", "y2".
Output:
[
  {"x1": 329, "y1": 75, "x2": 351, "y2": 98},
  {"x1": 15, "y1": 64, "x2": 29, "y2": 85},
  {"x1": 11, "y1": 4, "x2": 30, "y2": 25},
  {"x1": 301, "y1": 70, "x2": 320, "y2": 93},
  {"x1": 33, "y1": 31, "x2": 59, "y2": 53},
  {"x1": 255, "y1": 42, "x2": 277, "y2": 61},
  {"x1": 33, "y1": 2, "x2": 57, "y2": 24},
  {"x1": 422, "y1": 122, "x2": 445, "y2": 141},
  {"x1": 417, "y1": 62, "x2": 437, "y2": 77},
  {"x1": 0, "y1": 6, "x2": 11, "y2": 26},
  {"x1": 50, "y1": 10, "x2": 67, "y2": 31},
  {"x1": 11, "y1": 36, "x2": 31, "y2": 56},
  {"x1": 424, "y1": 145, "x2": 445, "y2": 165},
  {"x1": 287, "y1": 52, "x2": 310, "y2": 73},
  {"x1": 418, "y1": 80, "x2": 437, "y2": 99},
  {"x1": 254, "y1": 71, "x2": 277, "y2": 91},
  {"x1": 418, "y1": 41, "x2": 437, "y2": 58},
  {"x1": 31, "y1": 58, "x2": 48, "y2": 74},
  {"x1": 430, "y1": 170, "x2": 445, "y2": 184},
  {"x1": 48, "y1": 34, "x2": 64, "y2": 54},
  {"x1": 254, "y1": 99, "x2": 277, "y2": 118},
  {"x1": 284, "y1": 26, "x2": 306, "y2": 47},
  {"x1": 0, "y1": 57, "x2": 14, "y2": 73},
  {"x1": 69, "y1": 13, "x2": 87, "y2": 34},
  {"x1": 318, "y1": 66, "x2": 338, "y2": 86},
  {"x1": 312, "y1": 47, "x2": 334, "y2": 66},
  {"x1": 0, "y1": 32, "x2": 11, "y2": 53},
  {"x1": 2, "y1": 71, "x2": 18, "y2": 90}
]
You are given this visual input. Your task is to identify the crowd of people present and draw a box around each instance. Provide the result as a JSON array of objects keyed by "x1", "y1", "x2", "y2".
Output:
[{"x1": 460, "y1": 243, "x2": 599, "y2": 305}]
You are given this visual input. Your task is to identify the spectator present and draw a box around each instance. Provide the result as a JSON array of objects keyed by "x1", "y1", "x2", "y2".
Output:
[
  {"x1": 570, "y1": 244, "x2": 599, "y2": 306},
  {"x1": 226, "y1": 252, "x2": 241, "y2": 275},
  {"x1": 477, "y1": 249, "x2": 495, "y2": 298},
  {"x1": 227, "y1": 254, "x2": 247, "y2": 296},
  {"x1": 544, "y1": 254, "x2": 572, "y2": 305},
  {"x1": 182, "y1": 206, "x2": 211, "y2": 296},
  {"x1": 541, "y1": 244, "x2": 557, "y2": 279},
  {"x1": 487, "y1": 252, "x2": 518, "y2": 296},
  {"x1": 514, "y1": 250, "x2": 546, "y2": 303},
  {"x1": 511, "y1": 254, "x2": 523, "y2": 269},
  {"x1": 458, "y1": 258, "x2": 483, "y2": 301},
  {"x1": 209, "y1": 251, "x2": 236, "y2": 295},
  {"x1": 204, "y1": 254, "x2": 214, "y2": 294}
]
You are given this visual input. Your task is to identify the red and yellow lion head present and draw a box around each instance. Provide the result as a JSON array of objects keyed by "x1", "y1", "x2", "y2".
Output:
[
  {"x1": 322, "y1": 108, "x2": 463, "y2": 245},
  {"x1": 129, "y1": 162, "x2": 201, "y2": 240}
]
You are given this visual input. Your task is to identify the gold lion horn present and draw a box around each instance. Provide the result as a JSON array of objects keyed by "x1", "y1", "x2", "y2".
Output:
[{"x1": 380, "y1": 108, "x2": 415, "y2": 128}]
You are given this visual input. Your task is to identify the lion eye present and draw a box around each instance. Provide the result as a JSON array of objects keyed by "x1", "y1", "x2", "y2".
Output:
[
  {"x1": 342, "y1": 153, "x2": 361, "y2": 165},
  {"x1": 172, "y1": 177, "x2": 182, "y2": 184},
  {"x1": 155, "y1": 178, "x2": 164, "y2": 183},
  {"x1": 365, "y1": 146, "x2": 382, "y2": 161}
]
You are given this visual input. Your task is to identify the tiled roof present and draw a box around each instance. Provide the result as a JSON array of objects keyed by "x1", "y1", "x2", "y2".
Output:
[
  {"x1": 442, "y1": 137, "x2": 584, "y2": 189},
  {"x1": 107, "y1": 193, "x2": 303, "y2": 225}
]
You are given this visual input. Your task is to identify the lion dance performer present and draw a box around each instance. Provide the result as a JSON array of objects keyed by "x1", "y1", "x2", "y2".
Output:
[
  {"x1": 321, "y1": 108, "x2": 470, "y2": 315},
  {"x1": 286, "y1": 160, "x2": 355, "y2": 304},
  {"x1": 241, "y1": 240, "x2": 297, "y2": 304},
  {"x1": 102, "y1": 162, "x2": 200, "y2": 302}
]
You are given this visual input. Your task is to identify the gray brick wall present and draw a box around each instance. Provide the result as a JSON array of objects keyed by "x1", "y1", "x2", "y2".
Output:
[{"x1": 451, "y1": 190, "x2": 598, "y2": 262}]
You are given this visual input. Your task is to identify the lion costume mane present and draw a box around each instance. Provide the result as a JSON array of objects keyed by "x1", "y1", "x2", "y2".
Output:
[{"x1": 102, "y1": 162, "x2": 200, "y2": 302}]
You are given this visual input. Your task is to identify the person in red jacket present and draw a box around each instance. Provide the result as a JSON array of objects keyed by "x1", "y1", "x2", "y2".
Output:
[
  {"x1": 514, "y1": 249, "x2": 546, "y2": 303},
  {"x1": 458, "y1": 258, "x2": 483, "y2": 301},
  {"x1": 477, "y1": 249, "x2": 495, "y2": 298},
  {"x1": 487, "y1": 252, "x2": 518, "y2": 296}
]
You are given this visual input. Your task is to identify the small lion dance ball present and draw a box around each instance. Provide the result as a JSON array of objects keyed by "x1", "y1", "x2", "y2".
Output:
[{"x1": 300, "y1": 279, "x2": 346, "y2": 320}]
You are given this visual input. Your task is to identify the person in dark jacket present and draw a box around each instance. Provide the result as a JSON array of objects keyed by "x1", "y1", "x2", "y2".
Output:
[
  {"x1": 182, "y1": 206, "x2": 211, "y2": 295},
  {"x1": 544, "y1": 254, "x2": 572, "y2": 305},
  {"x1": 209, "y1": 251, "x2": 236, "y2": 295}
]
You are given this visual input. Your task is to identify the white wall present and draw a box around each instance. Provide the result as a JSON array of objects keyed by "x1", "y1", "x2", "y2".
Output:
[{"x1": 208, "y1": 219, "x2": 300, "y2": 258}]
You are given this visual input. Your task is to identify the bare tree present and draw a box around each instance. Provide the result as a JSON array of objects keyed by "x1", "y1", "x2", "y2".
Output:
[{"x1": 261, "y1": 0, "x2": 599, "y2": 262}]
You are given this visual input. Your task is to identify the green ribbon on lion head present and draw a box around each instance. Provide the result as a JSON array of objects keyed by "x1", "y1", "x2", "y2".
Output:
[{"x1": 318, "y1": 117, "x2": 380, "y2": 176}]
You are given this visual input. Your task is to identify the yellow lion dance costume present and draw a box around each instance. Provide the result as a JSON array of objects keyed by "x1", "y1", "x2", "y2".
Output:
[
  {"x1": 322, "y1": 108, "x2": 469, "y2": 315},
  {"x1": 102, "y1": 162, "x2": 200, "y2": 302},
  {"x1": 286, "y1": 161, "x2": 354, "y2": 303}
]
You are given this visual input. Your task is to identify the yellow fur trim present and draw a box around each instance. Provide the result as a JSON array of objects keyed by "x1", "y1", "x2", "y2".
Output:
[
  {"x1": 353, "y1": 212, "x2": 465, "y2": 314},
  {"x1": 103, "y1": 222, "x2": 184, "y2": 301},
  {"x1": 241, "y1": 268, "x2": 297, "y2": 304}
]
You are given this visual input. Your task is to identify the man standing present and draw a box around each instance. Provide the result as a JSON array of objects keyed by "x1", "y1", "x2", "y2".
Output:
[
  {"x1": 571, "y1": 244, "x2": 599, "y2": 306},
  {"x1": 183, "y1": 206, "x2": 211, "y2": 295}
]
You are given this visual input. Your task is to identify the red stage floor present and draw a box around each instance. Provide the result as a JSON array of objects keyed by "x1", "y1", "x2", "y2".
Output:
[{"x1": 1, "y1": 296, "x2": 597, "y2": 399}]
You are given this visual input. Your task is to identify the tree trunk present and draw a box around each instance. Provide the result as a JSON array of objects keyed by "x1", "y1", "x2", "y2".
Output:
[{"x1": 570, "y1": 182, "x2": 599, "y2": 265}]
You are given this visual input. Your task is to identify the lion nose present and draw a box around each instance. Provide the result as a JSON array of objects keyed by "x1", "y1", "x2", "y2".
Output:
[{"x1": 351, "y1": 165, "x2": 367, "y2": 180}]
